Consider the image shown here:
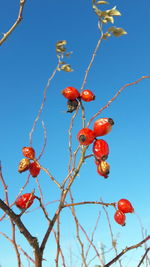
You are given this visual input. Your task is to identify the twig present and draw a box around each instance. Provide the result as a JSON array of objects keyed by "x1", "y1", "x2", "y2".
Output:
[
  {"x1": 37, "y1": 121, "x2": 47, "y2": 161},
  {"x1": 138, "y1": 247, "x2": 150, "y2": 267},
  {"x1": 69, "y1": 191, "x2": 87, "y2": 267},
  {"x1": 79, "y1": 223, "x2": 104, "y2": 266},
  {"x1": 63, "y1": 201, "x2": 116, "y2": 209},
  {"x1": 102, "y1": 203, "x2": 122, "y2": 267},
  {"x1": 80, "y1": 36, "x2": 103, "y2": 92},
  {"x1": 87, "y1": 75, "x2": 150, "y2": 127},
  {"x1": 104, "y1": 235, "x2": 150, "y2": 267},
  {"x1": 29, "y1": 63, "x2": 59, "y2": 146},
  {"x1": 85, "y1": 212, "x2": 101, "y2": 263},
  {"x1": 0, "y1": 0, "x2": 27, "y2": 46}
]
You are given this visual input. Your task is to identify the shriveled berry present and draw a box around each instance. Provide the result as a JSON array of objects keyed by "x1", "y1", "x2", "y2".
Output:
[
  {"x1": 114, "y1": 210, "x2": 126, "y2": 226},
  {"x1": 80, "y1": 90, "x2": 95, "y2": 102},
  {"x1": 93, "y1": 118, "x2": 114, "y2": 137},
  {"x1": 77, "y1": 128, "x2": 95, "y2": 146},
  {"x1": 118, "y1": 199, "x2": 134, "y2": 213},
  {"x1": 61, "y1": 87, "x2": 80, "y2": 100},
  {"x1": 22, "y1": 147, "x2": 35, "y2": 160},
  {"x1": 67, "y1": 99, "x2": 79, "y2": 113},
  {"x1": 93, "y1": 139, "x2": 109, "y2": 160},
  {"x1": 29, "y1": 162, "x2": 40, "y2": 177},
  {"x1": 15, "y1": 193, "x2": 35, "y2": 210},
  {"x1": 97, "y1": 160, "x2": 110, "y2": 178},
  {"x1": 18, "y1": 158, "x2": 31, "y2": 173}
]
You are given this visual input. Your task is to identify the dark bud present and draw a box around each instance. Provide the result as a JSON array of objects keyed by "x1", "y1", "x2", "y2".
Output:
[
  {"x1": 67, "y1": 99, "x2": 79, "y2": 113},
  {"x1": 108, "y1": 118, "x2": 114, "y2": 126}
]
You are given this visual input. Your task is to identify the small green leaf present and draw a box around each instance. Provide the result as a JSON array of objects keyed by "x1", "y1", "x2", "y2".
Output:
[{"x1": 60, "y1": 64, "x2": 73, "y2": 72}]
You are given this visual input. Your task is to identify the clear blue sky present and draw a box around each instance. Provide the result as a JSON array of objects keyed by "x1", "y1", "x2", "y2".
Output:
[{"x1": 0, "y1": 1, "x2": 150, "y2": 266}]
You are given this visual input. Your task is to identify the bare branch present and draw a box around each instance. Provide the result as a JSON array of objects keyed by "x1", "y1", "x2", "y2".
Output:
[
  {"x1": 87, "y1": 75, "x2": 150, "y2": 127},
  {"x1": 0, "y1": 0, "x2": 27, "y2": 46},
  {"x1": 104, "y1": 235, "x2": 150, "y2": 267}
]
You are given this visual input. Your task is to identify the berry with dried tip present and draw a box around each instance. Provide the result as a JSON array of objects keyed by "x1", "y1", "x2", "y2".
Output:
[
  {"x1": 114, "y1": 210, "x2": 126, "y2": 226},
  {"x1": 61, "y1": 86, "x2": 80, "y2": 100},
  {"x1": 97, "y1": 160, "x2": 110, "y2": 178},
  {"x1": 118, "y1": 199, "x2": 134, "y2": 213},
  {"x1": 93, "y1": 139, "x2": 109, "y2": 160},
  {"x1": 29, "y1": 162, "x2": 40, "y2": 177},
  {"x1": 77, "y1": 128, "x2": 95, "y2": 146},
  {"x1": 80, "y1": 90, "x2": 95, "y2": 102},
  {"x1": 15, "y1": 193, "x2": 35, "y2": 210},
  {"x1": 67, "y1": 99, "x2": 79, "y2": 113},
  {"x1": 18, "y1": 158, "x2": 31, "y2": 173},
  {"x1": 22, "y1": 147, "x2": 35, "y2": 160},
  {"x1": 93, "y1": 118, "x2": 114, "y2": 137}
]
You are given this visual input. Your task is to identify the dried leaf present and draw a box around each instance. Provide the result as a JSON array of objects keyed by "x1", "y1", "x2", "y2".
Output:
[
  {"x1": 102, "y1": 15, "x2": 114, "y2": 24},
  {"x1": 56, "y1": 40, "x2": 67, "y2": 47},
  {"x1": 92, "y1": 4, "x2": 102, "y2": 17},
  {"x1": 108, "y1": 27, "x2": 127, "y2": 37},
  {"x1": 96, "y1": 1, "x2": 109, "y2": 4},
  {"x1": 60, "y1": 64, "x2": 73, "y2": 72},
  {"x1": 56, "y1": 47, "x2": 66, "y2": 53},
  {"x1": 107, "y1": 6, "x2": 121, "y2": 16},
  {"x1": 102, "y1": 32, "x2": 111, "y2": 39}
]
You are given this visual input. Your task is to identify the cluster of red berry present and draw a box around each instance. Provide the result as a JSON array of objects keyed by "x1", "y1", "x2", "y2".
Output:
[
  {"x1": 114, "y1": 199, "x2": 134, "y2": 226},
  {"x1": 61, "y1": 86, "x2": 95, "y2": 112},
  {"x1": 18, "y1": 147, "x2": 40, "y2": 177},
  {"x1": 15, "y1": 192, "x2": 36, "y2": 210},
  {"x1": 77, "y1": 118, "x2": 114, "y2": 178}
]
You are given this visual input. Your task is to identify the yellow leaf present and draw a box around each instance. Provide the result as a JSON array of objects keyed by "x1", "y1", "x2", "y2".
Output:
[
  {"x1": 108, "y1": 27, "x2": 127, "y2": 37},
  {"x1": 96, "y1": 1, "x2": 109, "y2": 4}
]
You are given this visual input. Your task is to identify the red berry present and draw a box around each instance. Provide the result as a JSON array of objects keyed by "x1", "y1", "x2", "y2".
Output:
[
  {"x1": 77, "y1": 128, "x2": 95, "y2": 146},
  {"x1": 97, "y1": 160, "x2": 110, "y2": 178},
  {"x1": 93, "y1": 118, "x2": 114, "y2": 137},
  {"x1": 18, "y1": 158, "x2": 31, "y2": 173},
  {"x1": 22, "y1": 147, "x2": 35, "y2": 160},
  {"x1": 118, "y1": 199, "x2": 134, "y2": 213},
  {"x1": 29, "y1": 162, "x2": 40, "y2": 177},
  {"x1": 61, "y1": 87, "x2": 80, "y2": 100},
  {"x1": 80, "y1": 90, "x2": 95, "y2": 102},
  {"x1": 93, "y1": 139, "x2": 109, "y2": 160},
  {"x1": 114, "y1": 210, "x2": 126, "y2": 226},
  {"x1": 15, "y1": 193, "x2": 35, "y2": 210}
]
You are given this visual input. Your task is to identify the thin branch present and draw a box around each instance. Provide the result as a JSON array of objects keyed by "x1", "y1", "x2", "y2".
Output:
[
  {"x1": 63, "y1": 201, "x2": 116, "y2": 209},
  {"x1": 37, "y1": 121, "x2": 47, "y2": 161},
  {"x1": 69, "y1": 191, "x2": 87, "y2": 267},
  {"x1": 29, "y1": 64, "x2": 59, "y2": 146},
  {"x1": 85, "y1": 212, "x2": 101, "y2": 262},
  {"x1": 79, "y1": 223, "x2": 104, "y2": 266},
  {"x1": 104, "y1": 235, "x2": 150, "y2": 267},
  {"x1": 138, "y1": 247, "x2": 150, "y2": 267},
  {"x1": 87, "y1": 75, "x2": 150, "y2": 127},
  {"x1": 80, "y1": 36, "x2": 103, "y2": 92},
  {"x1": 102, "y1": 203, "x2": 122, "y2": 267},
  {"x1": 0, "y1": 0, "x2": 26, "y2": 46},
  {"x1": 0, "y1": 231, "x2": 35, "y2": 264}
]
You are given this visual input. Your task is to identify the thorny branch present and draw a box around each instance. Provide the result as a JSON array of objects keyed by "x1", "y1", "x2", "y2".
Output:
[{"x1": 0, "y1": 0, "x2": 27, "y2": 46}]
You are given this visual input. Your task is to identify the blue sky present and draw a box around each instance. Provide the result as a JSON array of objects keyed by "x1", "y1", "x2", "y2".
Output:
[{"x1": 0, "y1": 0, "x2": 150, "y2": 266}]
